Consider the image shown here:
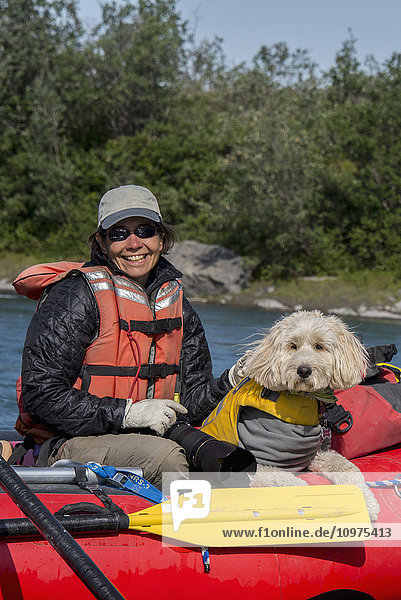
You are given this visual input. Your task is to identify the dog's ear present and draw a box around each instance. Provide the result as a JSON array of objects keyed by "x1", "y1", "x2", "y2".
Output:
[
  {"x1": 329, "y1": 319, "x2": 368, "y2": 389},
  {"x1": 245, "y1": 320, "x2": 287, "y2": 390}
]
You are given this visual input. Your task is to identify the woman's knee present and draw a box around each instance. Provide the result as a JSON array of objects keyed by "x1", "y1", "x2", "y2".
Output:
[
  {"x1": 150, "y1": 443, "x2": 189, "y2": 489},
  {"x1": 160, "y1": 444, "x2": 189, "y2": 473}
]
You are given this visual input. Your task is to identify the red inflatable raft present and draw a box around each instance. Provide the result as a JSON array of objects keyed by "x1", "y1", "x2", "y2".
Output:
[{"x1": 1, "y1": 440, "x2": 401, "y2": 600}]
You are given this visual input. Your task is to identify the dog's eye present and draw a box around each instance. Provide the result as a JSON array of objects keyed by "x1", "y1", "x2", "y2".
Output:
[
  {"x1": 290, "y1": 343, "x2": 297, "y2": 350},
  {"x1": 315, "y1": 343, "x2": 324, "y2": 350}
]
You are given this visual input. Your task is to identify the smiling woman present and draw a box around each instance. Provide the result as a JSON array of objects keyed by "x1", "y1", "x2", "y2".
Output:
[
  {"x1": 10, "y1": 184, "x2": 233, "y2": 487},
  {"x1": 98, "y1": 217, "x2": 163, "y2": 286},
  {"x1": 89, "y1": 186, "x2": 177, "y2": 286},
  {"x1": 93, "y1": 186, "x2": 167, "y2": 286}
]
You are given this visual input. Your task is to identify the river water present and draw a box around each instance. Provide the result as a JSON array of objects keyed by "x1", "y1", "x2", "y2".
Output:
[{"x1": 1, "y1": 294, "x2": 401, "y2": 430}]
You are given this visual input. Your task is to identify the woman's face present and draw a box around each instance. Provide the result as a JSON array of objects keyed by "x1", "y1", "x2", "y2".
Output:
[{"x1": 96, "y1": 216, "x2": 163, "y2": 286}]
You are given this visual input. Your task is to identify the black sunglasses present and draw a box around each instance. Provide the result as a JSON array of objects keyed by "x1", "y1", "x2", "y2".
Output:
[{"x1": 107, "y1": 224, "x2": 158, "y2": 242}]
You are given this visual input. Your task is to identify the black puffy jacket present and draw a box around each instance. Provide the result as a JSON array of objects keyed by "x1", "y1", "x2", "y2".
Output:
[{"x1": 21, "y1": 255, "x2": 231, "y2": 438}]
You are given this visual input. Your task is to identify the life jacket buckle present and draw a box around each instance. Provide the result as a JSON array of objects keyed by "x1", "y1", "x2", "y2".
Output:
[
  {"x1": 322, "y1": 403, "x2": 353, "y2": 434},
  {"x1": 332, "y1": 412, "x2": 353, "y2": 434}
]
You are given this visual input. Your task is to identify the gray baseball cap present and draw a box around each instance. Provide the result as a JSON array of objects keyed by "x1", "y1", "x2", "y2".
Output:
[{"x1": 98, "y1": 185, "x2": 162, "y2": 229}]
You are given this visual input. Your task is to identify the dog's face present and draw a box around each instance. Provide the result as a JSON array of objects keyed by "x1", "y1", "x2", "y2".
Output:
[{"x1": 244, "y1": 310, "x2": 368, "y2": 393}]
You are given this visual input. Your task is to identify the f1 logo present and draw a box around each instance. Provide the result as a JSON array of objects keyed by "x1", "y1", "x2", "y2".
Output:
[{"x1": 169, "y1": 480, "x2": 211, "y2": 531}]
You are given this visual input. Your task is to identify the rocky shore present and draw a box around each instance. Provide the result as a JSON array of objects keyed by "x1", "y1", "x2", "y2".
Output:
[
  {"x1": 254, "y1": 292, "x2": 401, "y2": 321},
  {"x1": 3, "y1": 242, "x2": 401, "y2": 321},
  {"x1": 170, "y1": 242, "x2": 401, "y2": 321}
]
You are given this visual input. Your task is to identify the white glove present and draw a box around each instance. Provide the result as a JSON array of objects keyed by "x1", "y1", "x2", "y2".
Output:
[
  {"x1": 122, "y1": 398, "x2": 188, "y2": 436},
  {"x1": 228, "y1": 351, "x2": 252, "y2": 387}
]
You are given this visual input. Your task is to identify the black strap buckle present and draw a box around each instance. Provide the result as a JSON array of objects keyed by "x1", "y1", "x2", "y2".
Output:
[{"x1": 323, "y1": 403, "x2": 353, "y2": 434}]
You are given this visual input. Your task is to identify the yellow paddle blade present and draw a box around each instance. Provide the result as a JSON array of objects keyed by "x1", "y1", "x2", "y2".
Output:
[{"x1": 128, "y1": 485, "x2": 371, "y2": 547}]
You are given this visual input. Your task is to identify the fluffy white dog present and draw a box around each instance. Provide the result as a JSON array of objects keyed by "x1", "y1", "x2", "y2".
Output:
[{"x1": 228, "y1": 310, "x2": 380, "y2": 521}]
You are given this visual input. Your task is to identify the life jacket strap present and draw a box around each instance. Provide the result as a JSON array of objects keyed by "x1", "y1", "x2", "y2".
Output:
[
  {"x1": 119, "y1": 317, "x2": 182, "y2": 334},
  {"x1": 79, "y1": 363, "x2": 180, "y2": 391}
]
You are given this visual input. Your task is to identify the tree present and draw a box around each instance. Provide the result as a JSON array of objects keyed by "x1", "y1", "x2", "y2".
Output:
[
  {"x1": 87, "y1": 0, "x2": 187, "y2": 137},
  {"x1": 0, "y1": 0, "x2": 82, "y2": 135},
  {"x1": 0, "y1": 0, "x2": 83, "y2": 251}
]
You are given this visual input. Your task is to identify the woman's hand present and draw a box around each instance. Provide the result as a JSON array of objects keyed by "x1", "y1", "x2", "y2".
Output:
[{"x1": 122, "y1": 399, "x2": 188, "y2": 435}]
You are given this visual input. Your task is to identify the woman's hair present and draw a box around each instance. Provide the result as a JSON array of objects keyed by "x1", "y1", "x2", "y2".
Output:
[{"x1": 88, "y1": 220, "x2": 177, "y2": 257}]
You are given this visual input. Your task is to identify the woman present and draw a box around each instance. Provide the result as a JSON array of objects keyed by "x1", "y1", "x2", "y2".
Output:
[{"x1": 15, "y1": 185, "x2": 232, "y2": 487}]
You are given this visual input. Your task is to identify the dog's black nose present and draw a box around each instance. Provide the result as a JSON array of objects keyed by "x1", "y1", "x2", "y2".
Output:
[{"x1": 297, "y1": 365, "x2": 312, "y2": 379}]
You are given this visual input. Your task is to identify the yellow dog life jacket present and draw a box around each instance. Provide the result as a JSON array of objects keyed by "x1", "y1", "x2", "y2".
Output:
[{"x1": 201, "y1": 378, "x2": 319, "y2": 446}]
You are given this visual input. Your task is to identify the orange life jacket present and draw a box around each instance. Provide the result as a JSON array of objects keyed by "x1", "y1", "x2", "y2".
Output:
[{"x1": 13, "y1": 262, "x2": 184, "y2": 441}]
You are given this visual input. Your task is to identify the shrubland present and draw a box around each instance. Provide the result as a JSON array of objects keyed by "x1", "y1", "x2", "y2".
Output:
[{"x1": 2, "y1": 1, "x2": 401, "y2": 288}]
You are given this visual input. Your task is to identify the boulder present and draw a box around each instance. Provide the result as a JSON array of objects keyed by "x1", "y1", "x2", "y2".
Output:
[
  {"x1": 167, "y1": 240, "x2": 248, "y2": 298},
  {"x1": 256, "y1": 298, "x2": 290, "y2": 311},
  {"x1": 328, "y1": 307, "x2": 358, "y2": 316},
  {"x1": 0, "y1": 278, "x2": 13, "y2": 293}
]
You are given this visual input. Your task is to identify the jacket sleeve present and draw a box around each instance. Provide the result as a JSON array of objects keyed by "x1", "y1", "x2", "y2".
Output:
[
  {"x1": 21, "y1": 274, "x2": 127, "y2": 438},
  {"x1": 180, "y1": 297, "x2": 232, "y2": 425}
]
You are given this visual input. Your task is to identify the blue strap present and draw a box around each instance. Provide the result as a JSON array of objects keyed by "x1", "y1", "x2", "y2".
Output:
[
  {"x1": 84, "y1": 462, "x2": 167, "y2": 504},
  {"x1": 366, "y1": 474, "x2": 401, "y2": 488}
]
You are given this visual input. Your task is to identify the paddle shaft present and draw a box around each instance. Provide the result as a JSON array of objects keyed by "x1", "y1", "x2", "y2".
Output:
[
  {"x1": 0, "y1": 513, "x2": 127, "y2": 539},
  {"x1": 0, "y1": 456, "x2": 125, "y2": 600}
]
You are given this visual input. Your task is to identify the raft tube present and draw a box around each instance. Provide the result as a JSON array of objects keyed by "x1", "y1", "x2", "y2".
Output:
[{"x1": 1, "y1": 440, "x2": 401, "y2": 599}]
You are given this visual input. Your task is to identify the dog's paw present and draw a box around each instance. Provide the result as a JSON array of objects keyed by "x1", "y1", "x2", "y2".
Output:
[{"x1": 250, "y1": 468, "x2": 307, "y2": 488}]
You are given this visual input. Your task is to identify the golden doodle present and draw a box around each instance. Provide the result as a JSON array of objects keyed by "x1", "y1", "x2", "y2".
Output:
[{"x1": 202, "y1": 310, "x2": 380, "y2": 521}]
